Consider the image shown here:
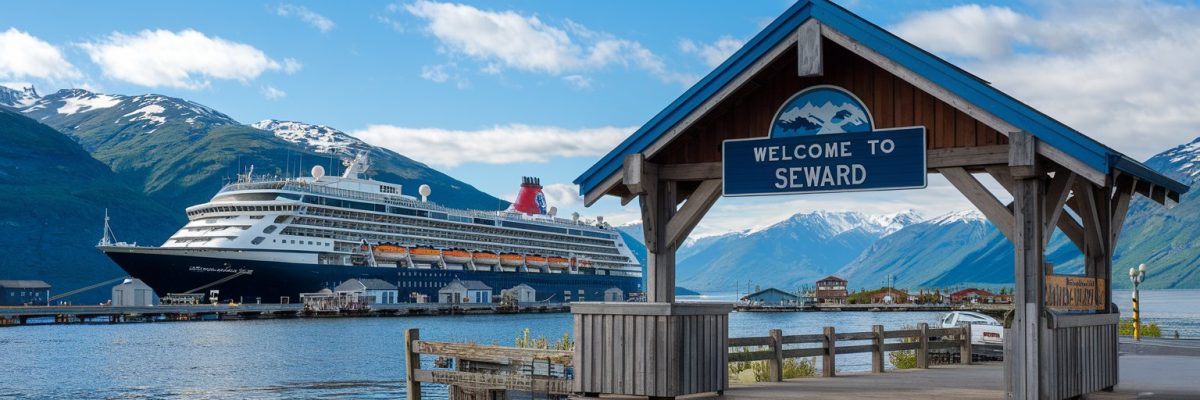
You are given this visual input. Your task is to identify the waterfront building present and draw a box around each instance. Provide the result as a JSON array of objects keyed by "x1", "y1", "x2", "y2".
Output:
[
  {"x1": 0, "y1": 280, "x2": 50, "y2": 306},
  {"x1": 950, "y1": 288, "x2": 1001, "y2": 304},
  {"x1": 501, "y1": 284, "x2": 536, "y2": 303},
  {"x1": 439, "y1": 279, "x2": 492, "y2": 304},
  {"x1": 815, "y1": 276, "x2": 848, "y2": 304},
  {"x1": 870, "y1": 288, "x2": 909, "y2": 304},
  {"x1": 742, "y1": 288, "x2": 806, "y2": 306},
  {"x1": 335, "y1": 278, "x2": 399, "y2": 305},
  {"x1": 603, "y1": 287, "x2": 624, "y2": 302},
  {"x1": 111, "y1": 278, "x2": 155, "y2": 306}
]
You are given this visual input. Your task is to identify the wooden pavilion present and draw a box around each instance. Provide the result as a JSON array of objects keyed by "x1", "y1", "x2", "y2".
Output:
[{"x1": 572, "y1": 1, "x2": 1189, "y2": 399}]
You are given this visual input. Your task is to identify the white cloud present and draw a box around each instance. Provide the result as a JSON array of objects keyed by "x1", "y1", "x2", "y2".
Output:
[
  {"x1": 282, "y1": 58, "x2": 302, "y2": 74},
  {"x1": 563, "y1": 74, "x2": 590, "y2": 89},
  {"x1": 351, "y1": 123, "x2": 634, "y2": 168},
  {"x1": 541, "y1": 183, "x2": 583, "y2": 209},
  {"x1": 892, "y1": 0, "x2": 1200, "y2": 160},
  {"x1": 276, "y1": 4, "x2": 335, "y2": 33},
  {"x1": 0, "y1": 28, "x2": 81, "y2": 81},
  {"x1": 79, "y1": 29, "x2": 295, "y2": 89},
  {"x1": 261, "y1": 85, "x2": 286, "y2": 100},
  {"x1": 404, "y1": 0, "x2": 693, "y2": 85},
  {"x1": 680, "y1": 36, "x2": 745, "y2": 68},
  {"x1": 892, "y1": 5, "x2": 1026, "y2": 60},
  {"x1": 420, "y1": 64, "x2": 450, "y2": 83}
]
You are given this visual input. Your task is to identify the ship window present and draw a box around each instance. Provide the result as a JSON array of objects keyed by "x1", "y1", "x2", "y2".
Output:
[
  {"x1": 263, "y1": 225, "x2": 277, "y2": 234},
  {"x1": 274, "y1": 216, "x2": 288, "y2": 223},
  {"x1": 251, "y1": 237, "x2": 265, "y2": 245}
]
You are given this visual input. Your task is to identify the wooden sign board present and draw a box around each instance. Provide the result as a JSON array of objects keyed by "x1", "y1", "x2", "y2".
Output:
[{"x1": 1045, "y1": 275, "x2": 1106, "y2": 311}]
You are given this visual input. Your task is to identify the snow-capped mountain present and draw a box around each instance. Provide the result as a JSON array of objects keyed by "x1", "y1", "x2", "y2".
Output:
[
  {"x1": 13, "y1": 89, "x2": 238, "y2": 138},
  {"x1": 673, "y1": 210, "x2": 922, "y2": 291},
  {"x1": 250, "y1": 119, "x2": 369, "y2": 154},
  {"x1": 0, "y1": 85, "x2": 39, "y2": 108},
  {"x1": 1144, "y1": 136, "x2": 1200, "y2": 182}
]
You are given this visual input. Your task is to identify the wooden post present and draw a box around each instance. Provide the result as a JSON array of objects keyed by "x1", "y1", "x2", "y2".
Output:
[
  {"x1": 823, "y1": 326, "x2": 836, "y2": 377},
  {"x1": 872, "y1": 325, "x2": 885, "y2": 373},
  {"x1": 1009, "y1": 131, "x2": 1046, "y2": 400},
  {"x1": 960, "y1": 323, "x2": 972, "y2": 364},
  {"x1": 917, "y1": 323, "x2": 929, "y2": 369},
  {"x1": 405, "y1": 328, "x2": 421, "y2": 400},
  {"x1": 768, "y1": 329, "x2": 784, "y2": 382}
]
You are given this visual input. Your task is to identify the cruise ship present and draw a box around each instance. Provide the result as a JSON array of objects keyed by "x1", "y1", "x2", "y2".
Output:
[{"x1": 98, "y1": 153, "x2": 643, "y2": 304}]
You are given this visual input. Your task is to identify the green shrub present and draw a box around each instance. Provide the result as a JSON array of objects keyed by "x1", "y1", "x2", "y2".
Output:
[
  {"x1": 728, "y1": 347, "x2": 818, "y2": 382},
  {"x1": 889, "y1": 324, "x2": 918, "y2": 369},
  {"x1": 514, "y1": 328, "x2": 573, "y2": 350},
  {"x1": 1119, "y1": 319, "x2": 1162, "y2": 338}
]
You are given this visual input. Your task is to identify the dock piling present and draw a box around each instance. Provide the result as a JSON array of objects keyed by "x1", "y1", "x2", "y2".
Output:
[
  {"x1": 960, "y1": 323, "x2": 972, "y2": 364},
  {"x1": 405, "y1": 328, "x2": 420, "y2": 400}
]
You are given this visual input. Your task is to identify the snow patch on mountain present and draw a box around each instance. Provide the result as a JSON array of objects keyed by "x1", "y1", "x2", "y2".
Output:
[
  {"x1": 1153, "y1": 136, "x2": 1200, "y2": 178},
  {"x1": 251, "y1": 119, "x2": 367, "y2": 154},
  {"x1": 750, "y1": 209, "x2": 923, "y2": 239},
  {"x1": 0, "y1": 85, "x2": 39, "y2": 108},
  {"x1": 926, "y1": 209, "x2": 986, "y2": 226},
  {"x1": 56, "y1": 92, "x2": 122, "y2": 115},
  {"x1": 123, "y1": 104, "x2": 167, "y2": 125}
]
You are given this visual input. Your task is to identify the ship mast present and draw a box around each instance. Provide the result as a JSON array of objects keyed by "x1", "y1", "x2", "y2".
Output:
[{"x1": 98, "y1": 208, "x2": 118, "y2": 246}]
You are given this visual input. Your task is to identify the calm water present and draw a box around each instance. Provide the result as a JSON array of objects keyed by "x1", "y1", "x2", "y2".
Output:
[{"x1": 1, "y1": 290, "x2": 1195, "y2": 399}]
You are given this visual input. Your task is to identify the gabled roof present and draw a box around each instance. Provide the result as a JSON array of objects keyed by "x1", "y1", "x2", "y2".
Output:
[
  {"x1": 817, "y1": 275, "x2": 847, "y2": 283},
  {"x1": 442, "y1": 279, "x2": 492, "y2": 291},
  {"x1": 575, "y1": 0, "x2": 1188, "y2": 200},
  {"x1": 0, "y1": 280, "x2": 50, "y2": 289},
  {"x1": 744, "y1": 287, "x2": 801, "y2": 300}
]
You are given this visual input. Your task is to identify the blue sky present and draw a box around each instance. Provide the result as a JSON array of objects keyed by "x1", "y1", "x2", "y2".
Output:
[{"x1": 3, "y1": 0, "x2": 1199, "y2": 236}]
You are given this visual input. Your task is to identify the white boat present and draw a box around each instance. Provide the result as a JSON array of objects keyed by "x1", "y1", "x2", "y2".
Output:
[{"x1": 940, "y1": 311, "x2": 1005, "y2": 347}]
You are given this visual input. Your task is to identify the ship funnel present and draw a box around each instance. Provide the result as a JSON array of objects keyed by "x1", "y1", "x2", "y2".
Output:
[{"x1": 512, "y1": 176, "x2": 547, "y2": 215}]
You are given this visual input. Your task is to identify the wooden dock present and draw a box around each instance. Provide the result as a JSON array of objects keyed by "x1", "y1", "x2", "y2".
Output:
[{"x1": 0, "y1": 302, "x2": 569, "y2": 326}]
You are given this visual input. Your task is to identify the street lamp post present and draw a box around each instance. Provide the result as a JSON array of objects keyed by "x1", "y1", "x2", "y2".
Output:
[{"x1": 1129, "y1": 263, "x2": 1147, "y2": 341}]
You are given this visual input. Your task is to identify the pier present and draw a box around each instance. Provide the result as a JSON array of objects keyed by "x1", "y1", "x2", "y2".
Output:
[{"x1": 0, "y1": 302, "x2": 569, "y2": 326}]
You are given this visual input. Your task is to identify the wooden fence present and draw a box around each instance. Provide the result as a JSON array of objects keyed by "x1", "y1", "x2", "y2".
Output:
[
  {"x1": 727, "y1": 323, "x2": 972, "y2": 381},
  {"x1": 404, "y1": 323, "x2": 972, "y2": 399}
]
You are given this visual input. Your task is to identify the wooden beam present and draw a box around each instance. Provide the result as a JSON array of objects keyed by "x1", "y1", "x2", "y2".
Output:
[
  {"x1": 659, "y1": 162, "x2": 722, "y2": 181},
  {"x1": 940, "y1": 167, "x2": 1014, "y2": 241},
  {"x1": 926, "y1": 145, "x2": 1008, "y2": 169},
  {"x1": 1110, "y1": 176, "x2": 1135, "y2": 249},
  {"x1": 645, "y1": 179, "x2": 677, "y2": 303},
  {"x1": 583, "y1": 172, "x2": 622, "y2": 207},
  {"x1": 1042, "y1": 169, "x2": 1075, "y2": 247},
  {"x1": 665, "y1": 179, "x2": 722, "y2": 250},
  {"x1": 1009, "y1": 132, "x2": 1046, "y2": 400},
  {"x1": 1074, "y1": 180, "x2": 1106, "y2": 256},
  {"x1": 988, "y1": 166, "x2": 1086, "y2": 252},
  {"x1": 1009, "y1": 131, "x2": 1037, "y2": 178},
  {"x1": 797, "y1": 20, "x2": 823, "y2": 77}
]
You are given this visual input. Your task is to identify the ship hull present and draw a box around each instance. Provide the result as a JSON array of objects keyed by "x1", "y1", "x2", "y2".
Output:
[{"x1": 101, "y1": 248, "x2": 639, "y2": 304}]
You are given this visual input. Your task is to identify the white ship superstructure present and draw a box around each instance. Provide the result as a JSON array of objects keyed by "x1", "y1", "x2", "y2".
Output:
[{"x1": 159, "y1": 153, "x2": 641, "y2": 277}]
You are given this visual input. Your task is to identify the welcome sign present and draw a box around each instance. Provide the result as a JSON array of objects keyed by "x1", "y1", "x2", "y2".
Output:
[{"x1": 723, "y1": 85, "x2": 927, "y2": 196}]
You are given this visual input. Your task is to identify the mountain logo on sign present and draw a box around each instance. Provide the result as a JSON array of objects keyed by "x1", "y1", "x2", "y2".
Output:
[{"x1": 771, "y1": 85, "x2": 874, "y2": 137}]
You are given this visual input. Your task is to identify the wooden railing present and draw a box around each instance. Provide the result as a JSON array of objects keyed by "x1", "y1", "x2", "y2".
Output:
[
  {"x1": 404, "y1": 323, "x2": 973, "y2": 398},
  {"x1": 404, "y1": 328, "x2": 574, "y2": 400},
  {"x1": 727, "y1": 323, "x2": 972, "y2": 381}
]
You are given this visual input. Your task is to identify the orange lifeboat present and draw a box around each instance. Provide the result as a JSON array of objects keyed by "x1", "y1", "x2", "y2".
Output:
[
  {"x1": 499, "y1": 253, "x2": 524, "y2": 267},
  {"x1": 443, "y1": 249, "x2": 472, "y2": 264},
  {"x1": 525, "y1": 255, "x2": 548, "y2": 267},
  {"x1": 548, "y1": 256, "x2": 569, "y2": 269},
  {"x1": 410, "y1": 247, "x2": 442, "y2": 263},
  {"x1": 472, "y1": 251, "x2": 500, "y2": 264},
  {"x1": 372, "y1": 243, "x2": 408, "y2": 262}
]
